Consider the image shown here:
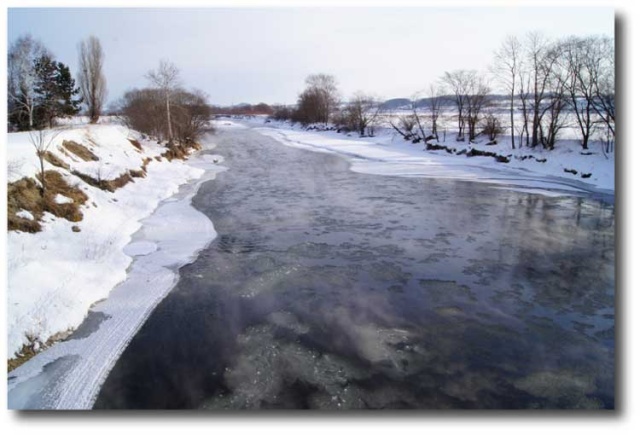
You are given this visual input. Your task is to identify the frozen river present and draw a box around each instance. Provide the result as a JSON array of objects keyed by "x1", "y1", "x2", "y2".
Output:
[{"x1": 93, "y1": 125, "x2": 615, "y2": 409}]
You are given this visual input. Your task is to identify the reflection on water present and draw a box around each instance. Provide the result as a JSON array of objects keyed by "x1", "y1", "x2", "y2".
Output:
[{"x1": 94, "y1": 128, "x2": 614, "y2": 409}]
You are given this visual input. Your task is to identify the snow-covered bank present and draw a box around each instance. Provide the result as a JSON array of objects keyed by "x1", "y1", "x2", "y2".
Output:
[
  {"x1": 8, "y1": 147, "x2": 224, "y2": 409},
  {"x1": 239, "y1": 117, "x2": 614, "y2": 197},
  {"x1": 7, "y1": 123, "x2": 223, "y2": 360}
]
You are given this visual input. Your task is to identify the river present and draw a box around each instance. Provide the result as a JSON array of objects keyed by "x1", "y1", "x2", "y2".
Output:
[{"x1": 94, "y1": 125, "x2": 615, "y2": 409}]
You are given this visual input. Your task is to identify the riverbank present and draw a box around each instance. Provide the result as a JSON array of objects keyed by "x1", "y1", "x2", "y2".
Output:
[
  {"x1": 237, "y1": 116, "x2": 614, "y2": 198},
  {"x1": 7, "y1": 121, "x2": 225, "y2": 365}
]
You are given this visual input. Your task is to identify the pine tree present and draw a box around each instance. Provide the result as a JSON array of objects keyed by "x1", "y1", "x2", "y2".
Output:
[
  {"x1": 33, "y1": 55, "x2": 82, "y2": 128},
  {"x1": 33, "y1": 55, "x2": 58, "y2": 128},
  {"x1": 55, "y1": 61, "x2": 82, "y2": 119}
]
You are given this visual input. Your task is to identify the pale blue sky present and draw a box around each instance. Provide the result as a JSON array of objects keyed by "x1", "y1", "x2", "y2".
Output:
[{"x1": 8, "y1": 7, "x2": 614, "y2": 106}]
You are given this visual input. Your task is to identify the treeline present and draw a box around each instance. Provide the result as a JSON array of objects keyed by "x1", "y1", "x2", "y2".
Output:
[
  {"x1": 8, "y1": 35, "x2": 107, "y2": 132},
  {"x1": 8, "y1": 34, "x2": 212, "y2": 146},
  {"x1": 275, "y1": 32, "x2": 614, "y2": 152},
  {"x1": 8, "y1": 35, "x2": 85, "y2": 131},
  {"x1": 211, "y1": 103, "x2": 273, "y2": 116}
]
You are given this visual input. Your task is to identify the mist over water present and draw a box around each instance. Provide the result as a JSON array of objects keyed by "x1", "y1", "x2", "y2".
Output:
[{"x1": 94, "y1": 127, "x2": 614, "y2": 409}]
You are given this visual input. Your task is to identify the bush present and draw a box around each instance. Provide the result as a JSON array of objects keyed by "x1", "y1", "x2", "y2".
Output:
[
  {"x1": 481, "y1": 114, "x2": 503, "y2": 141},
  {"x1": 117, "y1": 87, "x2": 212, "y2": 145}
]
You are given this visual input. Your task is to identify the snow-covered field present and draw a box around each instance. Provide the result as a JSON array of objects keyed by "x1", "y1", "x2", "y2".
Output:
[
  {"x1": 7, "y1": 122, "x2": 224, "y2": 361},
  {"x1": 241, "y1": 115, "x2": 614, "y2": 197}
]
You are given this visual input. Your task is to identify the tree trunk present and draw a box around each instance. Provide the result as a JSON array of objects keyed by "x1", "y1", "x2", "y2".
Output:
[
  {"x1": 165, "y1": 94, "x2": 173, "y2": 141},
  {"x1": 509, "y1": 87, "x2": 515, "y2": 149},
  {"x1": 38, "y1": 152, "x2": 46, "y2": 196}
]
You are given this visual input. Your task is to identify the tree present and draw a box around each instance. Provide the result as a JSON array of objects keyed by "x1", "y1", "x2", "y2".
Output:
[
  {"x1": 560, "y1": 36, "x2": 598, "y2": 150},
  {"x1": 525, "y1": 32, "x2": 559, "y2": 148},
  {"x1": 8, "y1": 35, "x2": 50, "y2": 130},
  {"x1": 171, "y1": 89, "x2": 212, "y2": 143},
  {"x1": 540, "y1": 43, "x2": 569, "y2": 150},
  {"x1": 118, "y1": 87, "x2": 211, "y2": 145},
  {"x1": 493, "y1": 35, "x2": 522, "y2": 149},
  {"x1": 591, "y1": 36, "x2": 615, "y2": 139},
  {"x1": 426, "y1": 84, "x2": 445, "y2": 141},
  {"x1": 146, "y1": 60, "x2": 181, "y2": 142},
  {"x1": 342, "y1": 92, "x2": 380, "y2": 136},
  {"x1": 78, "y1": 35, "x2": 107, "y2": 124},
  {"x1": 465, "y1": 74, "x2": 491, "y2": 142},
  {"x1": 118, "y1": 88, "x2": 165, "y2": 139},
  {"x1": 293, "y1": 74, "x2": 340, "y2": 125},
  {"x1": 28, "y1": 128, "x2": 62, "y2": 195},
  {"x1": 516, "y1": 57, "x2": 532, "y2": 147},
  {"x1": 441, "y1": 70, "x2": 474, "y2": 141},
  {"x1": 481, "y1": 114, "x2": 503, "y2": 142},
  {"x1": 33, "y1": 55, "x2": 82, "y2": 128}
]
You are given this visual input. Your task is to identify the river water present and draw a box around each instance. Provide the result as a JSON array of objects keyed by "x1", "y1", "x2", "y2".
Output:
[{"x1": 94, "y1": 126, "x2": 615, "y2": 409}]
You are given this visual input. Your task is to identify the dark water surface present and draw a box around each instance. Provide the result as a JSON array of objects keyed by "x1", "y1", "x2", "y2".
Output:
[{"x1": 94, "y1": 127, "x2": 615, "y2": 409}]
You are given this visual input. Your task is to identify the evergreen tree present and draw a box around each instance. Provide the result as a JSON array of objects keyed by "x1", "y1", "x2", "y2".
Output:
[
  {"x1": 33, "y1": 55, "x2": 82, "y2": 128},
  {"x1": 33, "y1": 55, "x2": 58, "y2": 128},
  {"x1": 55, "y1": 61, "x2": 82, "y2": 119}
]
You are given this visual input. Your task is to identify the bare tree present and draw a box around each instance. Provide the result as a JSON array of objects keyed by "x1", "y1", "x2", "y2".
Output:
[
  {"x1": 78, "y1": 36, "x2": 107, "y2": 124},
  {"x1": 344, "y1": 92, "x2": 381, "y2": 136},
  {"x1": 560, "y1": 36, "x2": 598, "y2": 150},
  {"x1": 28, "y1": 128, "x2": 62, "y2": 195},
  {"x1": 385, "y1": 108, "x2": 418, "y2": 141},
  {"x1": 426, "y1": 84, "x2": 445, "y2": 141},
  {"x1": 308, "y1": 73, "x2": 340, "y2": 125},
  {"x1": 118, "y1": 87, "x2": 211, "y2": 145},
  {"x1": 293, "y1": 74, "x2": 340, "y2": 125},
  {"x1": 517, "y1": 60, "x2": 531, "y2": 147},
  {"x1": 408, "y1": 93, "x2": 431, "y2": 143},
  {"x1": 146, "y1": 60, "x2": 181, "y2": 142},
  {"x1": 465, "y1": 74, "x2": 491, "y2": 143},
  {"x1": 526, "y1": 32, "x2": 559, "y2": 148},
  {"x1": 8, "y1": 35, "x2": 50, "y2": 130},
  {"x1": 540, "y1": 42, "x2": 570, "y2": 150},
  {"x1": 589, "y1": 36, "x2": 615, "y2": 140},
  {"x1": 481, "y1": 114, "x2": 503, "y2": 142},
  {"x1": 492, "y1": 35, "x2": 522, "y2": 149},
  {"x1": 541, "y1": 73, "x2": 568, "y2": 150},
  {"x1": 171, "y1": 89, "x2": 213, "y2": 143},
  {"x1": 441, "y1": 70, "x2": 474, "y2": 141}
]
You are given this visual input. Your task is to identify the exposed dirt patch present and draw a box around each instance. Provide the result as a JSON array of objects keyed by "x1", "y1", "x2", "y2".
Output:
[{"x1": 62, "y1": 140, "x2": 99, "y2": 162}]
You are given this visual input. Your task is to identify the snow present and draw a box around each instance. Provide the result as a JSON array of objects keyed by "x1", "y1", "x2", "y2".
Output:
[
  {"x1": 54, "y1": 194, "x2": 73, "y2": 204},
  {"x1": 243, "y1": 116, "x2": 614, "y2": 198},
  {"x1": 6, "y1": 122, "x2": 224, "y2": 360},
  {"x1": 16, "y1": 210, "x2": 34, "y2": 220},
  {"x1": 123, "y1": 241, "x2": 158, "y2": 257}
]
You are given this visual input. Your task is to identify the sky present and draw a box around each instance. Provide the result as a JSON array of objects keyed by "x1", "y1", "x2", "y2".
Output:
[{"x1": 7, "y1": 6, "x2": 615, "y2": 106}]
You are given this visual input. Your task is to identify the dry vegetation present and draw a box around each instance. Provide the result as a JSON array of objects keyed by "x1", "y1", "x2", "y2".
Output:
[
  {"x1": 43, "y1": 150, "x2": 71, "y2": 170},
  {"x1": 62, "y1": 140, "x2": 99, "y2": 161},
  {"x1": 161, "y1": 140, "x2": 202, "y2": 161},
  {"x1": 128, "y1": 138, "x2": 142, "y2": 151},
  {"x1": 8, "y1": 135, "x2": 200, "y2": 234},
  {"x1": 8, "y1": 170, "x2": 89, "y2": 233},
  {"x1": 8, "y1": 330, "x2": 73, "y2": 372}
]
